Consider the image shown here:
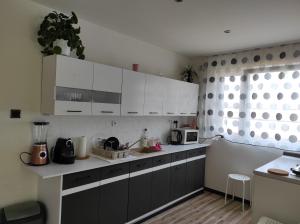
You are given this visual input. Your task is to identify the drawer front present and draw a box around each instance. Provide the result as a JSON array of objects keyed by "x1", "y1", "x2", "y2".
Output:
[
  {"x1": 55, "y1": 101, "x2": 92, "y2": 115},
  {"x1": 187, "y1": 148, "x2": 206, "y2": 158},
  {"x1": 63, "y1": 169, "x2": 100, "y2": 190},
  {"x1": 92, "y1": 103, "x2": 120, "y2": 116},
  {"x1": 152, "y1": 154, "x2": 171, "y2": 167},
  {"x1": 171, "y1": 151, "x2": 187, "y2": 162},
  {"x1": 102, "y1": 163, "x2": 129, "y2": 180},
  {"x1": 130, "y1": 158, "x2": 153, "y2": 173}
]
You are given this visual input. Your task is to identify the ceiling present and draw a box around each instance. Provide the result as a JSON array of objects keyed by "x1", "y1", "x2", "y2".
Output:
[{"x1": 31, "y1": 0, "x2": 300, "y2": 57}]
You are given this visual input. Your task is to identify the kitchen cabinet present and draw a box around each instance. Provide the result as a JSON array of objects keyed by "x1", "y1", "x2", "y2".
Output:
[
  {"x1": 55, "y1": 55, "x2": 93, "y2": 90},
  {"x1": 151, "y1": 155, "x2": 171, "y2": 209},
  {"x1": 144, "y1": 74, "x2": 164, "y2": 116},
  {"x1": 41, "y1": 55, "x2": 199, "y2": 117},
  {"x1": 170, "y1": 163, "x2": 187, "y2": 201},
  {"x1": 177, "y1": 82, "x2": 199, "y2": 116},
  {"x1": 61, "y1": 188, "x2": 99, "y2": 224},
  {"x1": 121, "y1": 69, "x2": 146, "y2": 116},
  {"x1": 92, "y1": 63, "x2": 122, "y2": 116},
  {"x1": 128, "y1": 173, "x2": 152, "y2": 221},
  {"x1": 99, "y1": 179, "x2": 129, "y2": 224},
  {"x1": 41, "y1": 55, "x2": 93, "y2": 115},
  {"x1": 162, "y1": 78, "x2": 180, "y2": 116},
  {"x1": 186, "y1": 158, "x2": 205, "y2": 193}
]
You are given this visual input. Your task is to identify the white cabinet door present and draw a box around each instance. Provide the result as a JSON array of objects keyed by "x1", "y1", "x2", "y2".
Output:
[
  {"x1": 177, "y1": 82, "x2": 199, "y2": 116},
  {"x1": 56, "y1": 55, "x2": 93, "y2": 89},
  {"x1": 188, "y1": 83, "x2": 199, "y2": 116},
  {"x1": 144, "y1": 74, "x2": 164, "y2": 116},
  {"x1": 162, "y1": 78, "x2": 180, "y2": 116},
  {"x1": 93, "y1": 63, "x2": 122, "y2": 93},
  {"x1": 121, "y1": 70, "x2": 146, "y2": 116}
]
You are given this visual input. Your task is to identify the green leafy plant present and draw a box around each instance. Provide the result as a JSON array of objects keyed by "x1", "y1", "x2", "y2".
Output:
[
  {"x1": 37, "y1": 11, "x2": 85, "y2": 59},
  {"x1": 182, "y1": 65, "x2": 198, "y2": 83}
]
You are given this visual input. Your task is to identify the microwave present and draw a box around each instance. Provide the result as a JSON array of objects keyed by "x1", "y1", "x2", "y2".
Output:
[{"x1": 170, "y1": 128, "x2": 199, "y2": 145}]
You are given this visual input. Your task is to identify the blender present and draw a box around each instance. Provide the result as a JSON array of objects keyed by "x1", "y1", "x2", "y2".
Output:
[
  {"x1": 20, "y1": 122, "x2": 50, "y2": 166},
  {"x1": 31, "y1": 121, "x2": 50, "y2": 165}
]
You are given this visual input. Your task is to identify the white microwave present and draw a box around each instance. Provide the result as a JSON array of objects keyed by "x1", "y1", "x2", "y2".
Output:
[{"x1": 171, "y1": 128, "x2": 199, "y2": 145}]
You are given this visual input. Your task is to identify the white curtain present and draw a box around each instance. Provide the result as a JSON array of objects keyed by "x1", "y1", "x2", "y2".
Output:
[{"x1": 198, "y1": 43, "x2": 300, "y2": 151}]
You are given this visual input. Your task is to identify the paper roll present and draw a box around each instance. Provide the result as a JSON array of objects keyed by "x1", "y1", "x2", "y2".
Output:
[{"x1": 77, "y1": 136, "x2": 87, "y2": 158}]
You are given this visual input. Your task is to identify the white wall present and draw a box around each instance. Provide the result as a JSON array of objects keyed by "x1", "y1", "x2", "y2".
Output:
[
  {"x1": 205, "y1": 140, "x2": 282, "y2": 199},
  {"x1": 0, "y1": 0, "x2": 189, "y2": 207}
]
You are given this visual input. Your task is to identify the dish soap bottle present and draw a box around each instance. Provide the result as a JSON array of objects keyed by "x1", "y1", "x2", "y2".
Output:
[{"x1": 141, "y1": 128, "x2": 148, "y2": 149}]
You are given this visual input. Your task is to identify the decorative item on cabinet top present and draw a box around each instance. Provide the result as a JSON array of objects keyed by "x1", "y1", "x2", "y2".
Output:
[
  {"x1": 41, "y1": 55, "x2": 199, "y2": 116},
  {"x1": 37, "y1": 11, "x2": 85, "y2": 59}
]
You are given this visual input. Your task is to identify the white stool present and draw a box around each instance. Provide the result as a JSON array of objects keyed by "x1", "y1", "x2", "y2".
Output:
[{"x1": 224, "y1": 174, "x2": 251, "y2": 212}]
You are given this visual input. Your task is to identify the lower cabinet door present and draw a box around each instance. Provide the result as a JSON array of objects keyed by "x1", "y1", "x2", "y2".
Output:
[
  {"x1": 186, "y1": 158, "x2": 205, "y2": 193},
  {"x1": 151, "y1": 168, "x2": 171, "y2": 209},
  {"x1": 99, "y1": 179, "x2": 129, "y2": 224},
  {"x1": 128, "y1": 173, "x2": 152, "y2": 221},
  {"x1": 61, "y1": 188, "x2": 99, "y2": 224},
  {"x1": 170, "y1": 164, "x2": 187, "y2": 201}
]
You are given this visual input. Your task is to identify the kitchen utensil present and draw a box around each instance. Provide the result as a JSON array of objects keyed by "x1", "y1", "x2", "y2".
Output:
[
  {"x1": 104, "y1": 137, "x2": 120, "y2": 150},
  {"x1": 52, "y1": 138, "x2": 75, "y2": 164},
  {"x1": 20, "y1": 122, "x2": 49, "y2": 166},
  {"x1": 267, "y1": 168, "x2": 289, "y2": 176},
  {"x1": 170, "y1": 129, "x2": 182, "y2": 145},
  {"x1": 291, "y1": 164, "x2": 300, "y2": 176}
]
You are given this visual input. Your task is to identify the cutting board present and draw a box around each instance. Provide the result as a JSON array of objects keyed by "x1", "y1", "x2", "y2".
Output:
[{"x1": 267, "y1": 168, "x2": 289, "y2": 176}]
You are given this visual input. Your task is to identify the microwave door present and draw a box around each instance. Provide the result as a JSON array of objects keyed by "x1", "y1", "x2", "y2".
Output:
[{"x1": 186, "y1": 132, "x2": 198, "y2": 143}]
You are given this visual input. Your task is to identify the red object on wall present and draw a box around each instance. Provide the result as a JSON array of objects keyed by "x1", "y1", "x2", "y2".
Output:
[{"x1": 132, "y1": 64, "x2": 139, "y2": 72}]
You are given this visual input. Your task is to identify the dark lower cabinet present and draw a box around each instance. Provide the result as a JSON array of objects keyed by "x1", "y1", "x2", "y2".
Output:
[
  {"x1": 170, "y1": 163, "x2": 187, "y2": 201},
  {"x1": 61, "y1": 188, "x2": 99, "y2": 224},
  {"x1": 186, "y1": 158, "x2": 205, "y2": 193},
  {"x1": 99, "y1": 179, "x2": 129, "y2": 224},
  {"x1": 128, "y1": 173, "x2": 152, "y2": 221},
  {"x1": 151, "y1": 168, "x2": 171, "y2": 209}
]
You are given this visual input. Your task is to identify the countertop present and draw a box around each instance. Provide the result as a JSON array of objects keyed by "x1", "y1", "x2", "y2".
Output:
[
  {"x1": 254, "y1": 155, "x2": 300, "y2": 185},
  {"x1": 26, "y1": 143, "x2": 208, "y2": 179}
]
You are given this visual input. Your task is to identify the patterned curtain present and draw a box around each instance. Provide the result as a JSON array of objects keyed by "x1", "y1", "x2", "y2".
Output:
[{"x1": 198, "y1": 43, "x2": 300, "y2": 151}]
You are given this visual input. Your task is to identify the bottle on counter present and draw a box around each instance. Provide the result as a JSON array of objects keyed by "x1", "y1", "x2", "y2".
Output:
[{"x1": 141, "y1": 128, "x2": 148, "y2": 149}]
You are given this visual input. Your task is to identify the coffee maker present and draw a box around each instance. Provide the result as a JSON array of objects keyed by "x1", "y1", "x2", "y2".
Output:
[{"x1": 20, "y1": 122, "x2": 50, "y2": 166}]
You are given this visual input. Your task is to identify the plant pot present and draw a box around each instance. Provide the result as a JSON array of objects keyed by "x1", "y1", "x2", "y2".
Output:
[{"x1": 53, "y1": 39, "x2": 71, "y2": 56}]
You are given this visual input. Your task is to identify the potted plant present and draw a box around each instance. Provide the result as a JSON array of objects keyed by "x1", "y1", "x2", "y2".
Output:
[
  {"x1": 37, "y1": 11, "x2": 85, "y2": 59},
  {"x1": 182, "y1": 65, "x2": 198, "y2": 83}
]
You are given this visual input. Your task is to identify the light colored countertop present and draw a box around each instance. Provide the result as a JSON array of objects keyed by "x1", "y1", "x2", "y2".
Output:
[
  {"x1": 254, "y1": 155, "x2": 300, "y2": 185},
  {"x1": 26, "y1": 143, "x2": 208, "y2": 179}
]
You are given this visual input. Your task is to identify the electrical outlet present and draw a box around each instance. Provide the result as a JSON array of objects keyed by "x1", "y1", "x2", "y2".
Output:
[{"x1": 10, "y1": 109, "x2": 21, "y2": 119}]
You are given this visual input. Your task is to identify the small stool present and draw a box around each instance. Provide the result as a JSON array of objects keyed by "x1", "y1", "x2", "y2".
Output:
[{"x1": 224, "y1": 173, "x2": 251, "y2": 212}]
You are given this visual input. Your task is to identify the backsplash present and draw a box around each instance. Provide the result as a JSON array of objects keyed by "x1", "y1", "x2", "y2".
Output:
[{"x1": 41, "y1": 116, "x2": 184, "y2": 151}]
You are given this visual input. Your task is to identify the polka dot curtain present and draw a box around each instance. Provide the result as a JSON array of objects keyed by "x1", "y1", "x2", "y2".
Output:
[{"x1": 198, "y1": 43, "x2": 300, "y2": 151}]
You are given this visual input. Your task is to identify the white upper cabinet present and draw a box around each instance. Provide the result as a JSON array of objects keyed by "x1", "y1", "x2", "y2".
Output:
[
  {"x1": 93, "y1": 63, "x2": 122, "y2": 93},
  {"x1": 41, "y1": 55, "x2": 199, "y2": 117},
  {"x1": 92, "y1": 63, "x2": 122, "y2": 116},
  {"x1": 162, "y1": 78, "x2": 180, "y2": 116},
  {"x1": 177, "y1": 82, "x2": 199, "y2": 116},
  {"x1": 121, "y1": 70, "x2": 146, "y2": 116},
  {"x1": 56, "y1": 55, "x2": 93, "y2": 89},
  {"x1": 144, "y1": 75, "x2": 164, "y2": 116}
]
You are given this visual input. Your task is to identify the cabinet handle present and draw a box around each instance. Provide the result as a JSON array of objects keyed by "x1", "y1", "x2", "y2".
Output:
[
  {"x1": 127, "y1": 112, "x2": 138, "y2": 114},
  {"x1": 67, "y1": 110, "x2": 82, "y2": 113},
  {"x1": 101, "y1": 111, "x2": 113, "y2": 114},
  {"x1": 167, "y1": 112, "x2": 174, "y2": 115},
  {"x1": 180, "y1": 113, "x2": 187, "y2": 115},
  {"x1": 149, "y1": 112, "x2": 158, "y2": 114}
]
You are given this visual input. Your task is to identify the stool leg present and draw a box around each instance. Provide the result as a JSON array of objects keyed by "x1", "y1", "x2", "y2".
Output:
[
  {"x1": 249, "y1": 180, "x2": 252, "y2": 207},
  {"x1": 242, "y1": 181, "x2": 245, "y2": 212},
  {"x1": 232, "y1": 181, "x2": 235, "y2": 201},
  {"x1": 225, "y1": 177, "x2": 229, "y2": 205}
]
